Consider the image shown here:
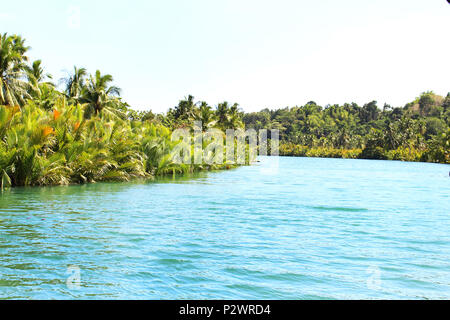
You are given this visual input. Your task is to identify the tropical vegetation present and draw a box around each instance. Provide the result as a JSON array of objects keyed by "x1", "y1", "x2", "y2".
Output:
[
  {"x1": 0, "y1": 33, "x2": 242, "y2": 189},
  {"x1": 0, "y1": 32, "x2": 448, "y2": 189},
  {"x1": 244, "y1": 92, "x2": 449, "y2": 163}
]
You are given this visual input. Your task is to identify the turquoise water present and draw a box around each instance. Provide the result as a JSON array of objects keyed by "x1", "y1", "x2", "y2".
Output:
[{"x1": 0, "y1": 157, "x2": 449, "y2": 299}]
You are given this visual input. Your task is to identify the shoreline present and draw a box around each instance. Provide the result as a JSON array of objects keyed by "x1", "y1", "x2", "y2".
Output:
[{"x1": 279, "y1": 144, "x2": 449, "y2": 165}]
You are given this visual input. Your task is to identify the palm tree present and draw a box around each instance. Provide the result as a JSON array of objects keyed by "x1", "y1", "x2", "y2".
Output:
[
  {"x1": 62, "y1": 66, "x2": 87, "y2": 103},
  {"x1": 80, "y1": 70, "x2": 121, "y2": 118},
  {"x1": 228, "y1": 103, "x2": 244, "y2": 129},
  {"x1": 174, "y1": 95, "x2": 196, "y2": 121},
  {"x1": 216, "y1": 101, "x2": 230, "y2": 129},
  {"x1": 196, "y1": 101, "x2": 216, "y2": 130},
  {"x1": 0, "y1": 33, "x2": 31, "y2": 106},
  {"x1": 216, "y1": 101, "x2": 244, "y2": 130},
  {"x1": 26, "y1": 60, "x2": 54, "y2": 100},
  {"x1": 26, "y1": 60, "x2": 51, "y2": 84}
]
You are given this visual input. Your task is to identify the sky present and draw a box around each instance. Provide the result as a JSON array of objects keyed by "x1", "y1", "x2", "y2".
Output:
[{"x1": 1, "y1": 0, "x2": 449, "y2": 112}]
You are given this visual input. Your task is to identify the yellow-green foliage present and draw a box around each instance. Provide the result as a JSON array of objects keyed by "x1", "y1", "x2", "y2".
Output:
[
  {"x1": 281, "y1": 140, "x2": 449, "y2": 164},
  {"x1": 0, "y1": 101, "x2": 237, "y2": 188},
  {"x1": 420, "y1": 129, "x2": 450, "y2": 164},
  {"x1": 386, "y1": 147, "x2": 424, "y2": 162},
  {"x1": 280, "y1": 143, "x2": 361, "y2": 159}
]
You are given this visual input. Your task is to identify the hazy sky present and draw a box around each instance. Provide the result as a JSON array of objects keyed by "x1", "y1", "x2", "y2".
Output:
[{"x1": 1, "y1": 0, "x2": 449, "y2": 112}]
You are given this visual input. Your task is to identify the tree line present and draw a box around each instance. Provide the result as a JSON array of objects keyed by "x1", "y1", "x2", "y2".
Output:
[
  {"x1": 243, "y1": 93, "x2": 449, "y2": 163},
  {"x1": 0, "y1": 33, "x2": 242, "y2": 188},
  {"x1": 0, "y1": 32, "x2": 448, "y2": 189}
]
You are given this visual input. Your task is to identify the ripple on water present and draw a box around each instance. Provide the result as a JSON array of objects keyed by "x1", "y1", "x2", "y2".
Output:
[
  {"x1": 308, "y1": 205, "x2": 369, "y2": 212},
  {"x1": 1, "y1": 157, "x2": 449, "y2": 299}
]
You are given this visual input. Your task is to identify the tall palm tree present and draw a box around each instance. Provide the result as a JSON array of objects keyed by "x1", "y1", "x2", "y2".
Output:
[
  {"x1": 196, "y1": 101, "x2": 216, "y2": 130},
  {"x1": 26, "y1": 60, "x2": 54, "y2": 98},
  {"x1": 0, "y1": 33, "x2": 31, "y2": 106},
  {"x1": 62, "y1": 66, "x2": 87, "y2": 103},
  {"x1": 174, "y1": 95, "x2": 196, "y2": 121},
  {"x1": 80, "y1": 70, "x2": 121, "y2": 117},
  {"x1": 26, "y1": 60, "x2": 49, "y2": 84},
  {"x1": 216, "y1": 101, "x2": 243, "y2": 130},
  {"x1": 26, "y1": 61, "x2": 42, "y2": 90},
  {"x1": 228, "y1": 103, "x2": 244, "y2": 129},
  {"x1": 216, "y1": 101, "x2": 230, "y2": 128}
]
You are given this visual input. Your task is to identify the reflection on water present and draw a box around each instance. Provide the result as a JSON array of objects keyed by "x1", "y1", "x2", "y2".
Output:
[{"x1": 0, "y1": 157, "x2": 449, "y2": 299}]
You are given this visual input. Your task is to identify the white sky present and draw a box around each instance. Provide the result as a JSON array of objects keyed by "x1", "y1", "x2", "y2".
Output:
[{"x1": 1, "y1": 0, "x2": 449, "y2": 112}]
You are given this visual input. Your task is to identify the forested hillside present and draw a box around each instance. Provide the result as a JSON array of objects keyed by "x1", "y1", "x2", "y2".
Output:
[{"x1": 244, "y1": 93, "x2": 449, "y2": 163}]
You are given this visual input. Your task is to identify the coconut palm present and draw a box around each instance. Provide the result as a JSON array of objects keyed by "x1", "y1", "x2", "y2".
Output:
[
  {"x1": 0, "y1": 33, "x2": 32, "y2": 106},
  {"x1": 26, "y1": 60, "x2": 52, "y2": 85},
  {"x1": 173, "y1": 95, "x2": 196, "y2": 121},
  {"x1": 61, "y1": 66, "x2": 87, "y2": 103},
  {"x1": 216, "y1": 101, "x2": 229, "y2": 128},
  {"x1": 24, "y1": 60, "x2": 59, "y2": 108},
  {"x1": 216, "y1": 101, "x2": 243, "y2": 130},
  {"x1": 228, "y1": 103, "x2": 244, "y2": 129},
  {"x1": 80, "y1": 70, "x2": 121, "y2": 118},
  {"x1": 196, "y1": 101, "x2": 216, "y2": 130}
]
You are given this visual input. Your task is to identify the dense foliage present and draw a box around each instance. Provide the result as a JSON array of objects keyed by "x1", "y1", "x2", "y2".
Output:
[
  {"x1": 244, "y1": 93, "x2": 449, "y2": 163},
  {"x1": 0, "y1": 32, "x2": 448, "y2": 189},
  {"x1": 0, "y1": 33, "x2": 242, "y2": 189}
]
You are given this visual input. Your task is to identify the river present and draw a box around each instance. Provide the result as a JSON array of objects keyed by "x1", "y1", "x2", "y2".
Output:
[{"x1": 0, "y1": 157, "x2": 449, "y2": 299}]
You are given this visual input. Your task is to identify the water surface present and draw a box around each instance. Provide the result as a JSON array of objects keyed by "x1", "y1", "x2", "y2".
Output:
[{"x1": 0, "y1": 157, "x2": 449, "y2": 299}]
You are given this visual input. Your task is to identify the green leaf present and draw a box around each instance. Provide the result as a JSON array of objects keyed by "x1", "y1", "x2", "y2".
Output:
[{"x1": 1, "y1": 169, "x2": 12, "y2": 190}]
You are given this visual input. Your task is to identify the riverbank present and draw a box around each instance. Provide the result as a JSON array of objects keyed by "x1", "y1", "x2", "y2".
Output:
[
  {"x1": 0, "y1": 103, "x2": 238, "y2": 190},
  {"x1": 279, "y1": 142, "x2": 449, "y2": 164}
]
